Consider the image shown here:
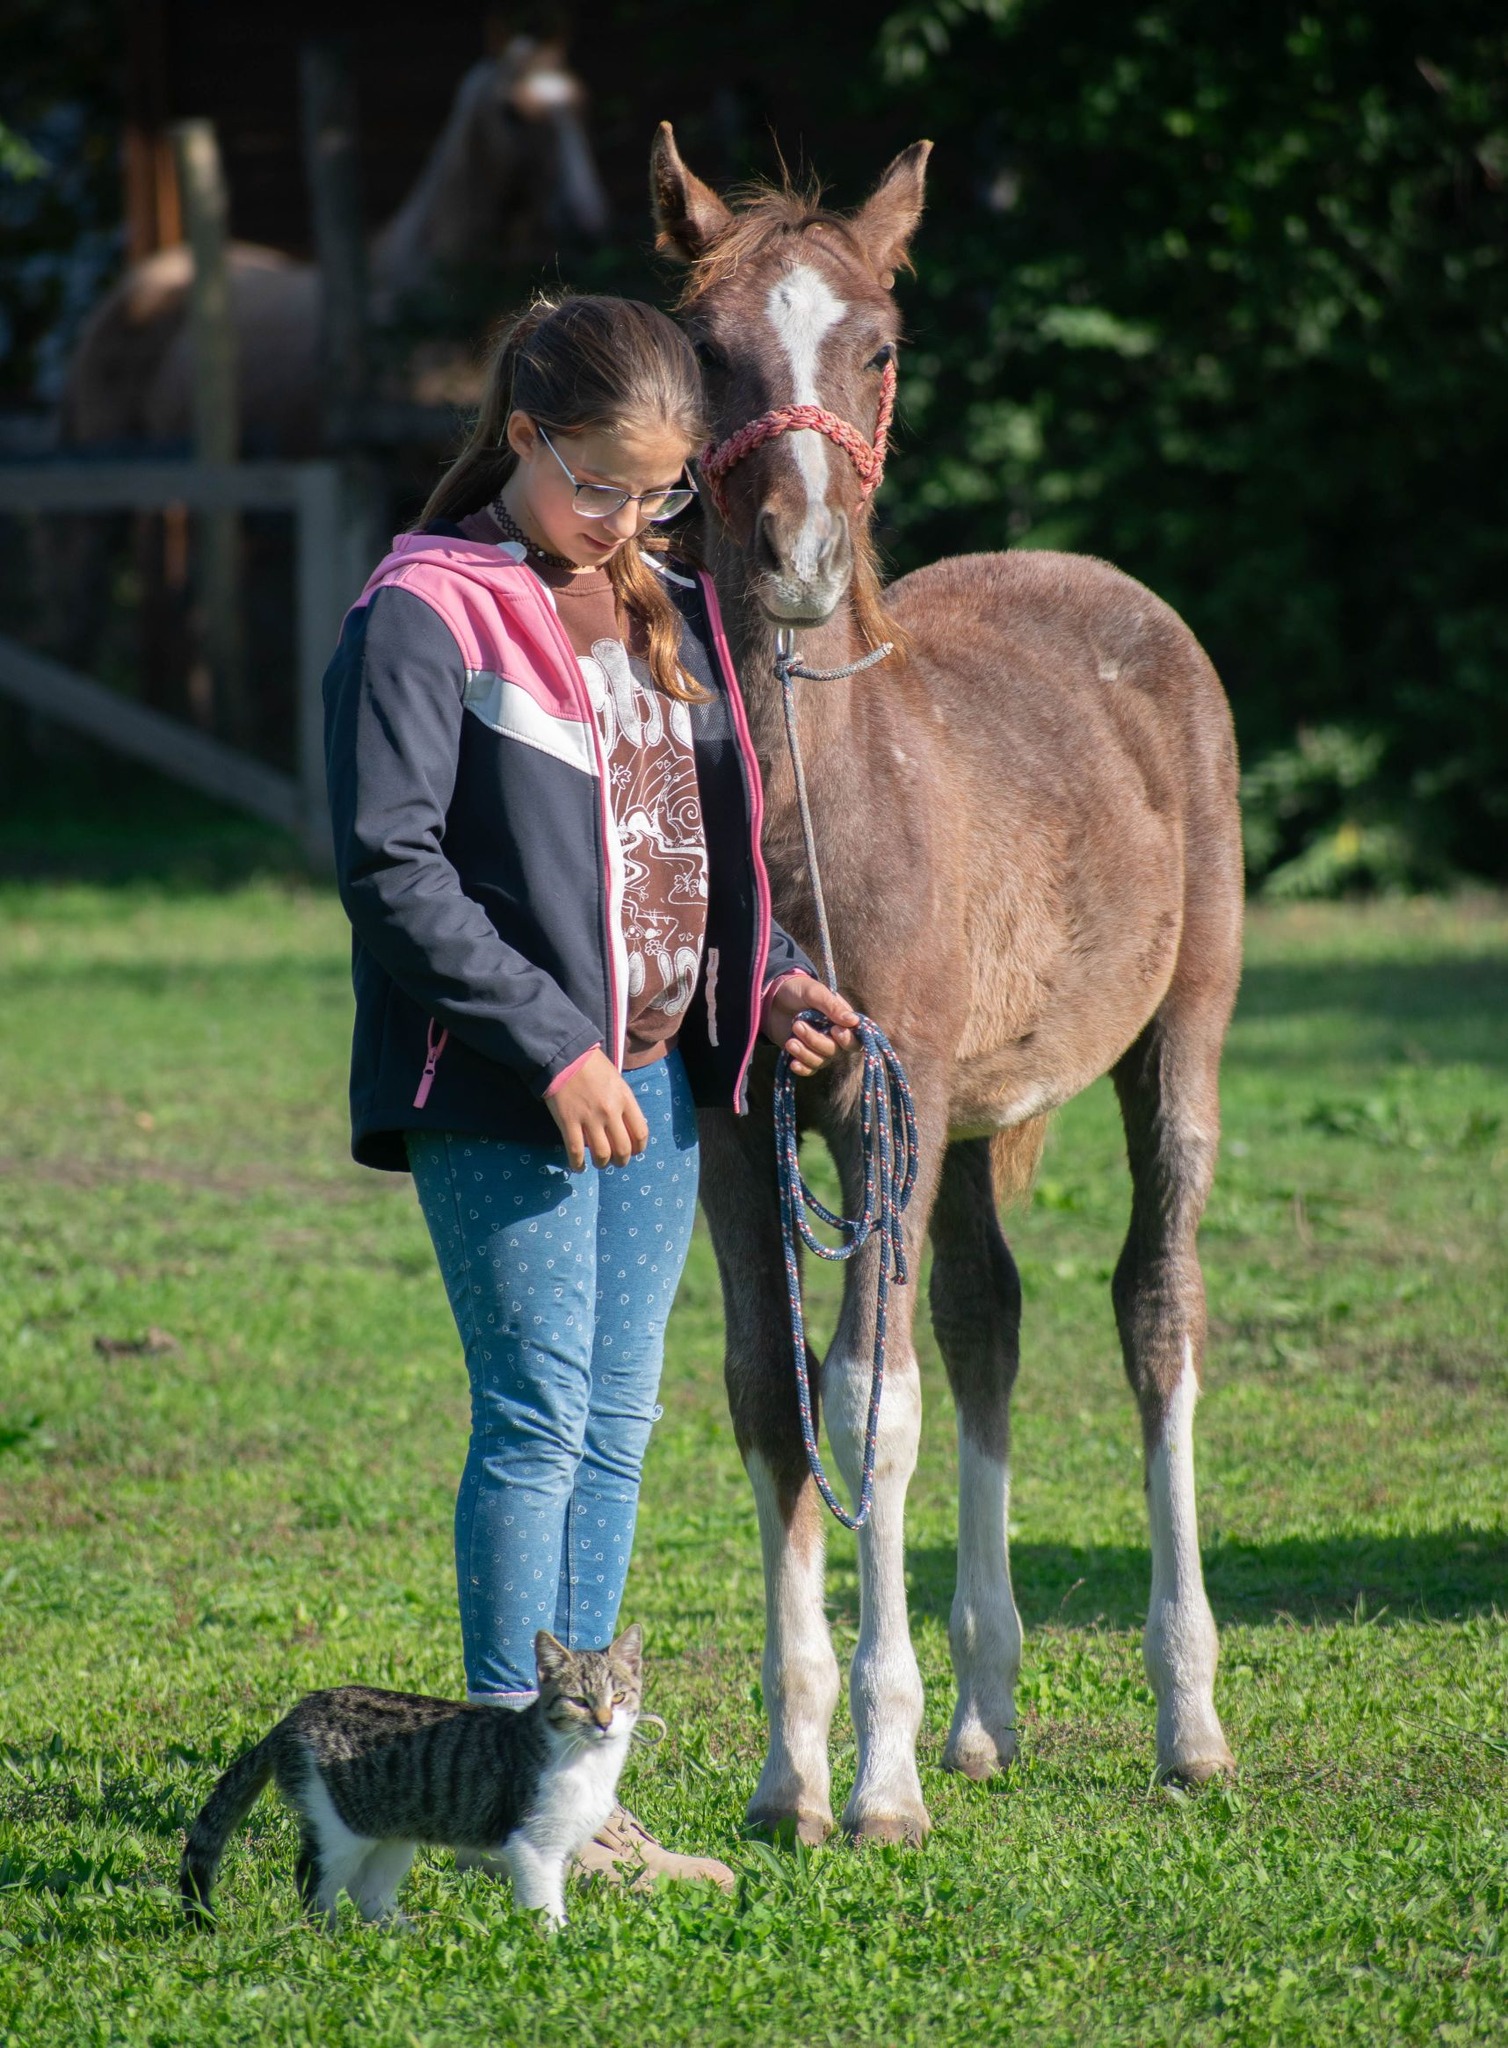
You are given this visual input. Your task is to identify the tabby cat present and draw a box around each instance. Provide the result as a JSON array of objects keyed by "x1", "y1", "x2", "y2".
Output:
[{"x1": 180, "y1": 1625, "x2": 641, "y2": 1930}]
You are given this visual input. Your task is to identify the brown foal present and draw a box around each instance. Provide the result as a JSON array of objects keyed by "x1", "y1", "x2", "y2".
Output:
[{"x1": 654, "y1": 125, "x2": 1242, "y2": 1845}]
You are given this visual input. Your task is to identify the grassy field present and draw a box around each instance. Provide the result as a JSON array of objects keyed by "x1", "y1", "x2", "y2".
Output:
[{"x1": 1, "y1": 866, "x2": 1504, "y2": 2046}]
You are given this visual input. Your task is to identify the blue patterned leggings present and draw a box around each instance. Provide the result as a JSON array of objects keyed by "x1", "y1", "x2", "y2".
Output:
[{"x1": 407, "y1": 1049, "x2": 700, "y2": 1699}]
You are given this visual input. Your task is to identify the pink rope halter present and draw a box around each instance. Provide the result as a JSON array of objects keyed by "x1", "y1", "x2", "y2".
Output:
[{"x1": 698, "y1": 357, "x2": 897, "y2": 526}]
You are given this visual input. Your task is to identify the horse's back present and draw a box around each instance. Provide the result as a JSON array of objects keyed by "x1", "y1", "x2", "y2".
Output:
[
  {"x1": 888, "y1": 546, "x2": 1237, "y2": 834},
  {"x1": 62, "y1": 243, "x2": 318, "y2": 453},
  {"x1": 890, "y1": 548, "x2": 1226, "y2": 716},
  {"x1": 884, "y1": 546, "x2": 1242, "y2": 1093}
]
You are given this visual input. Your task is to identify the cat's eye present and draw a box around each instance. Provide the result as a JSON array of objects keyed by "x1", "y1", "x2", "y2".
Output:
[
  {"x1": 567, "y1": 1694, "x2": 590, "y2": 1710},
  {"x1": 611, "y1": 1689, "x2": 627, "y2": 1704}
]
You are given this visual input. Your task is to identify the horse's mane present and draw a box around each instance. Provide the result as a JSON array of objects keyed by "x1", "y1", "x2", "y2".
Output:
[
  {"x1": 673, "y1": 179, "x2": 883, "y2": 309},
  {"x1": 675, "y1": 178, "x2": 909, "y2": 662}
]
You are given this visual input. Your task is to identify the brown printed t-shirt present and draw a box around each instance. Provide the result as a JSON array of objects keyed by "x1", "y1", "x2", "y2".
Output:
[{"x1": 460, "y1": 509, "x2": 709, "y2": 1070}]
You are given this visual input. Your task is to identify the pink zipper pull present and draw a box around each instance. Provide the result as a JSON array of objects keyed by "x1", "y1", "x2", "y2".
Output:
[{"x1": 413, "y1": 1021, "x2": 449, "y2": 1109}]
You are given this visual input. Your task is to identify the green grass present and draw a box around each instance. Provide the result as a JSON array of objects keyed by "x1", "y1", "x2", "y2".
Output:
[{"x1": 1, "y1": 877, "x2": 1505, "y2": 2046}]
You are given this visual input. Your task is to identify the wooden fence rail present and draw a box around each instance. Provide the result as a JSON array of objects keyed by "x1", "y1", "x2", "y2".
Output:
[{"x1": 0, "y1": 459, "x2": 375, "y2": 867}]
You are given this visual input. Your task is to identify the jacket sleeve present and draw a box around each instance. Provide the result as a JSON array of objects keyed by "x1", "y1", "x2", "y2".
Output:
[
  {"x1": 324, "y1": 585, "x2": 603, "y2": 1094},
  {"x1": 763, "y1": 915, "x2": 819, "y2": 992}
]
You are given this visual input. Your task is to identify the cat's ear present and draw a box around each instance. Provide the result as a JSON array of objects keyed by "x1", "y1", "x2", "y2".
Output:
[
  {"x1": 534, "y1": 1631, "x2": 570, "y2": 1684},
  {"x1": 609, "y1": 1622, "x2": 643, "y2": 1677}
]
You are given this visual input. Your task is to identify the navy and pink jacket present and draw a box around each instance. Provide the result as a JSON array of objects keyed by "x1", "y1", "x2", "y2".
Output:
[{"x1": 322, "y1": 530, "x2": 815, "y2": 1171}]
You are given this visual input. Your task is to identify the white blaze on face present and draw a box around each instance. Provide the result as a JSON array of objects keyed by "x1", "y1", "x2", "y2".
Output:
[{"x1": 764, "y1": 264, "x2": 847, "y2": 577}]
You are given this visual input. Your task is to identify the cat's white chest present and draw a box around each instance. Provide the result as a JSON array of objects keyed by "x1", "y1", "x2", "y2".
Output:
[{"x1": 514, "y1": 1731, "x2": 629, "y2": 1862}]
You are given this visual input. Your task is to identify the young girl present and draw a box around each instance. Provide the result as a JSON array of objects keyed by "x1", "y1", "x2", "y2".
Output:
[{"x1": 322, "y1": 295, "x2": 858, "y2": 1887}]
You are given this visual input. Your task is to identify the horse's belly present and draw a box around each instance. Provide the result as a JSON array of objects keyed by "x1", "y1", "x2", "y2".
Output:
[
  {"x1": 947, "y1": 887, "x2": 1184, "y2": 1137},
  {"x1": 946, "y1": 1050, "x2": 1094, "y2": 1139}
]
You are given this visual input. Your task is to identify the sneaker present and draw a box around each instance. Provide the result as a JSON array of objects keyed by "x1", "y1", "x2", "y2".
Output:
[{"x1": 575, "y1": 1806, "x2": 735, "y2": 1895}]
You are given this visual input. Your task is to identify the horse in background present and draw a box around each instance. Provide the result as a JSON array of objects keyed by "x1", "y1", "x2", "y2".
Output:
[
  {"x1": 61, "y1": 35, "x2": 609, "y2": 457},
  {"x1": 653, "y1": 124, "x2": 1242, "y2": 1846}
]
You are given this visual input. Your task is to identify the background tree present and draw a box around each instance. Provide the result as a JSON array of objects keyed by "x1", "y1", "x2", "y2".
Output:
[{"x1": 867, "y1": 0, "x2": 1508, "y2": 890}]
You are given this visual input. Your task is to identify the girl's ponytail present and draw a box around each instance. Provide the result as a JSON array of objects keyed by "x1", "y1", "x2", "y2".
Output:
[{"x1": 418, "y1": 295, "x2": 709, "y2": 704}]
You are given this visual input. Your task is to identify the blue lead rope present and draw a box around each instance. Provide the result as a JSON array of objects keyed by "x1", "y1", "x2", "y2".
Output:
[
  {"x1": 771, "y1": 631, "x2": 919, "y2": 1531},
  {"x1": 774, "y1": 1015, "x2": 919, "y2": 1530}
]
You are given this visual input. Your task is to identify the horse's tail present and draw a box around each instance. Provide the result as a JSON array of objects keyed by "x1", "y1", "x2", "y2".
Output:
[
  {"x1": 179, "y1": 1730, "x2": 279, "y2": 1930},
  {"x1": 991, "y1": 1117, "x2": 1048, "y2": 1212}
]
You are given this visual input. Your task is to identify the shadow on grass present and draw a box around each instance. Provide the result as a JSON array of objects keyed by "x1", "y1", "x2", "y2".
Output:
[
  {"x1": 907, "y1": 1524, "x2": 1508, "y2": 1630},
  {"x1": 1232, "y1": 959, "x2": 1508, "y2": 1068}
]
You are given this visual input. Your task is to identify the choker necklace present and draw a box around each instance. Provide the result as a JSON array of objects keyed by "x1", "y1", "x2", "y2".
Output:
[{"x1": 488, "y1": 493, "x2": 578, "y2": 570}]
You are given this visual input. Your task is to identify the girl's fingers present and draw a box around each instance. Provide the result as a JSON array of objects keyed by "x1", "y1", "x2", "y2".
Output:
[
  {"x1": 793, "y1": 1019, "x2": 837, "y2": 1057},
  {"x1": 607, "y1": 1107, "x2": 638, "y2": 1167}
]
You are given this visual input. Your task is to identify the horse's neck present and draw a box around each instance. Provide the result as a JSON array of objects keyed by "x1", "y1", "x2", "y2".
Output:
[{"x1": 370, "y1": 66, "x2": 503, "y2": 302}]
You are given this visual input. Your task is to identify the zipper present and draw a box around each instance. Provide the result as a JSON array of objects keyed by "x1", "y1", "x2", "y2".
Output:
[{"x1": 413, "y1": 1019, "x2": 449, "y2": 1108}]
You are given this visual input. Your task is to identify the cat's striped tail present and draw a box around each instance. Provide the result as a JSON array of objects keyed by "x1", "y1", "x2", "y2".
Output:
[{"x1": 180, "y1": 1732, "x2": 278, "y2": 1929}]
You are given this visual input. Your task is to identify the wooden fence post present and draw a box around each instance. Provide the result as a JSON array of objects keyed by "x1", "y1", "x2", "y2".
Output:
[
  {"x1": 169, "y1": 118, "x2": 249, "y2": 748},
  {"x1": 294, "y1": 462, "x2": 364, "y2": 872},
  {"x1": 299, "y1": 40, "x2": 370, "y2": 451}
]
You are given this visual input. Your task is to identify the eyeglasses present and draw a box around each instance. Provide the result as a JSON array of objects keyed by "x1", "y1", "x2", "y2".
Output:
[{"x1": 537, "y1": 427, "x2": 698, "y2": 523}]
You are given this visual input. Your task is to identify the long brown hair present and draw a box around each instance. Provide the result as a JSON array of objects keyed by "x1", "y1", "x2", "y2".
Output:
[{"x1": 421, "y1": 294, "x2": 709, "y2": 702}]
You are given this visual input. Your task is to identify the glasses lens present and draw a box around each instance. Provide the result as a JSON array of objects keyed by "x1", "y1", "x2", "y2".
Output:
[
  {"x1": 573, "y1": 483, "x2": 632, "y2": 518},
  {"x1": 644, "y1": 489, "x2": 696, "y2": 522}
]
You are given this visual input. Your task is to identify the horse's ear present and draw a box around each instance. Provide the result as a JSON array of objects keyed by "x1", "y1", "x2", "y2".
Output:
[
  {"x1": 651, "y1": 121, "x2": 733, "y2": 263},
  {"x1": 850, "y1": 140, "x2": 933, "y2": 288}
]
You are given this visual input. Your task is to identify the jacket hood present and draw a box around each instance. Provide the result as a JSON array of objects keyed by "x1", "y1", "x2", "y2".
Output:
[{"x1": 357, "y1": 528, "x2": 537, "y2": 611}]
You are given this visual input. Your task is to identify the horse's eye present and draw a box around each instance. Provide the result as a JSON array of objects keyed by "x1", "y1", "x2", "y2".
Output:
[
  {"x1": 692, "y1": 338, "x2": 726, "y2": 372},
  {"x1": 868, "y1": 344, "x2": 897, "y2": 372}
]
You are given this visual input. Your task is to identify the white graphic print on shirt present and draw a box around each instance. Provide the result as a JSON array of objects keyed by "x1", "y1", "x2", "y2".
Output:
[{"x1": 579, "y1": 637, "x2": 708, "y2": 1022}]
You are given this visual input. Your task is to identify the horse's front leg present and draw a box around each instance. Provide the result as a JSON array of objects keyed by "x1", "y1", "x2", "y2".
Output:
[
  {"x1": 699, "y1": 1105, "x2": 841, "y2": 1844},
  {"x1": 822, "y1": 1090, "x2": 946, "y2": 1845}
]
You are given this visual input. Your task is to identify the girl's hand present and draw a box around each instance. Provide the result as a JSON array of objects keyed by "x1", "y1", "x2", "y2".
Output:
[
  {"x1": 546, "y1": 1050, "x2": 649, "y2": 1171},
  {"x1": 763, "y1": 975, "x2": 861, "y2": 1077}
]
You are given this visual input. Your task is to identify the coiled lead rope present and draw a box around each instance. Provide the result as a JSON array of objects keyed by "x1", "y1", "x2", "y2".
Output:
[{"x1": 771, "y1": 630, "x2": 918, "y2": 1530}]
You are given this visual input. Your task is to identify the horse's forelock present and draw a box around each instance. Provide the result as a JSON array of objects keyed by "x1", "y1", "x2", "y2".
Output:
[{"x1": 676, "y1": 189, "x2": 886, "y2": 313}]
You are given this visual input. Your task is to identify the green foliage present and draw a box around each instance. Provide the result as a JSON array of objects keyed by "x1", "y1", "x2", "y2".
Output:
[
  {"x1": 0, "y1": 121, "x2": 46, "y2": 184},
  {"x1": 0, "y1": 878, "x2": 1505, "y2": 2043},
  {"x1": 0, "y1": 0, "x2": 120, "y2": 403},
  {"x1": 866, "y1": 0, "x2": 1508, "y2": 888}
]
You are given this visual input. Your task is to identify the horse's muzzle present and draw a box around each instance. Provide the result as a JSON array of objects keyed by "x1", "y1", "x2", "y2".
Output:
[{"x1": 753, "y1": 502, "x2": 852, "y2": 623}]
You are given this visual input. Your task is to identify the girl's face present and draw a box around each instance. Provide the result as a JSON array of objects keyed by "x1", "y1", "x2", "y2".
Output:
[{"x1": 503, "y1": 413, "x2": 695, "y2": 570}]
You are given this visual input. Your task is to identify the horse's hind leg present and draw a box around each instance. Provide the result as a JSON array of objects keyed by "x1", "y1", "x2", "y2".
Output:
[
  {"x1": 1113, "y1": 985, "x2": 1237, "y2": 1784},
  {"x1": 928, "y1": 1137, "x2": 1023, "y2": 1780}
]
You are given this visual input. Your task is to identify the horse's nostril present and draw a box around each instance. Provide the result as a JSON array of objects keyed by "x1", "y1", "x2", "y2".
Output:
[
  {"x1": 755, "y1": 508, "x2": 785, "y2": 575},
  {"x1": 816, "y1": 511, "x2": 849, "y2": 579}
]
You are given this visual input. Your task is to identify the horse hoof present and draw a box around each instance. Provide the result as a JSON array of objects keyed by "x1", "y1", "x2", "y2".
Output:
[
  {"x1": 942, "y1": 1729, "x2": 1017, "y2": 1781},
  {"x1": 942, "y1": 1747, "x2": 1005, "y2": 1783},
  {"x1": 844, "y1": 1808, "x2": 931, "y2": 1847},
  {"x1": 743, "y1": 1806, "x2": 833, "y2": 1847},
  {"x1": 1158, "y1": 1750, "x2": 1236, "y2": 1789}
]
